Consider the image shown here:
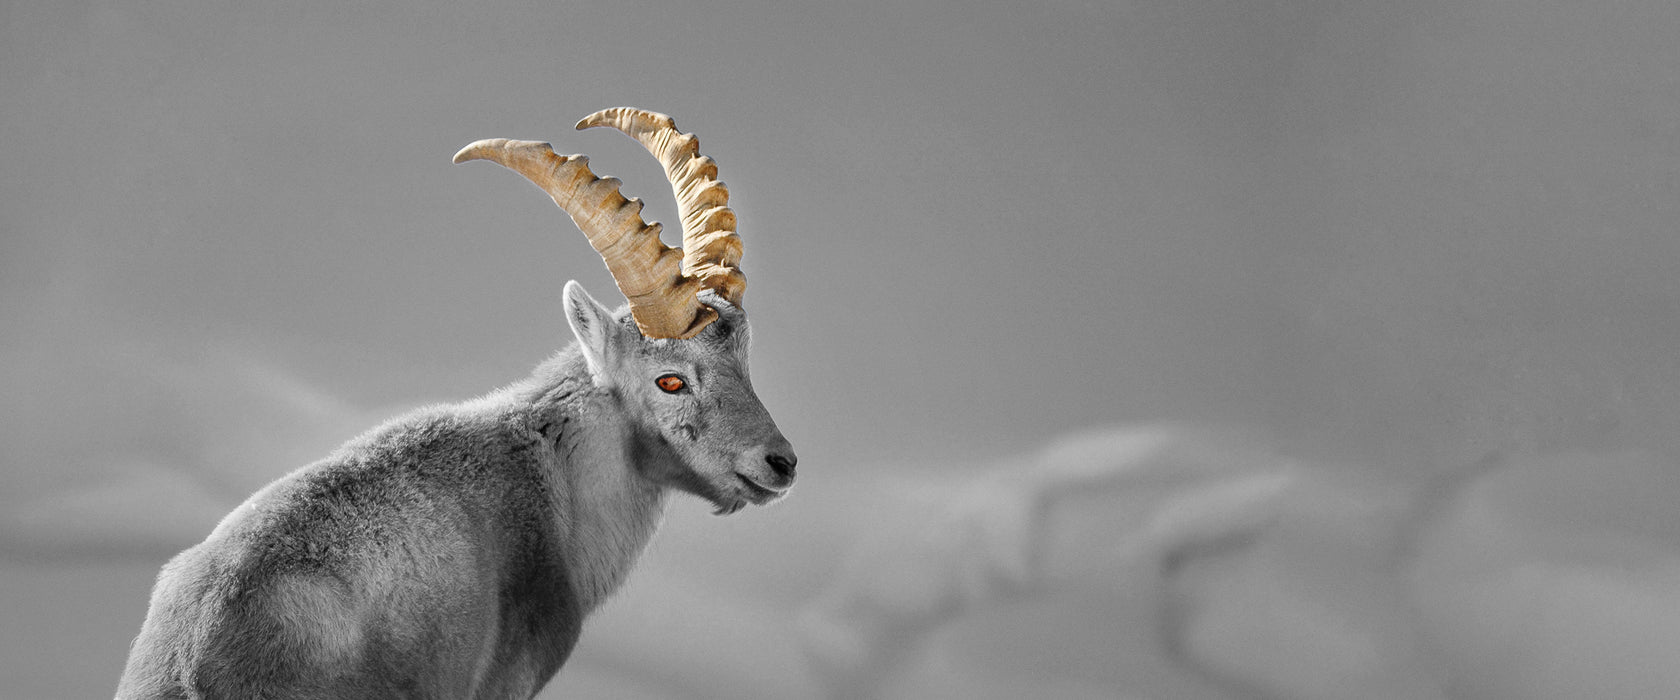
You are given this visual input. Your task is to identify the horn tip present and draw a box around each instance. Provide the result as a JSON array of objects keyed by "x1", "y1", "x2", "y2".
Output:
[
  {"x1": 452, "y1": 139, "x2": 557, "y2": 165},
  {"x1": 576, "y1": 107, "x2": 676, "y2": 132},
  {"x1": 452, "y1": 139, "x2": 498, "y2": 164}
]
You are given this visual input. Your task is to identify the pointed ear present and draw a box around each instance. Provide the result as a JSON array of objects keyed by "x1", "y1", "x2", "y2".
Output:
[{"x1": 563, "y1": 280, "x2": 618, "y2": 387}]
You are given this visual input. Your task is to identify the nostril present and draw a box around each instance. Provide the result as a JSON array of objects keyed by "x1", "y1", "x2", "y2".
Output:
[{"x1": 765, "y1": 452, "x2": 797, "y2": 478}]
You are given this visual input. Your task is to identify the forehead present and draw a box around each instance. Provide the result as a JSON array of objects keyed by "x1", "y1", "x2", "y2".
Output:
[{"x1": 619, "y1": 311, "x2": 751, "y2": 365}]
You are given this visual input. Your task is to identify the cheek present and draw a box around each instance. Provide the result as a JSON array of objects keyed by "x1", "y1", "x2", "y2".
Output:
[{"x1": 657, "y1": 396, "x2": 703, "y2": 442}]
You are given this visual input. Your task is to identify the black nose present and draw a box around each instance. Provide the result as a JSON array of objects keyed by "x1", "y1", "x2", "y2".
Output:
[{"x1": 766, "y1": 452, "x2": 797, "y2": 478}]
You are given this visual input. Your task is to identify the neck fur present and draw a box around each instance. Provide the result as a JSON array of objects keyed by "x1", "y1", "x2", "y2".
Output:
[{"x1": 515, "y1": 347, "x2": 671, "y2": 611}]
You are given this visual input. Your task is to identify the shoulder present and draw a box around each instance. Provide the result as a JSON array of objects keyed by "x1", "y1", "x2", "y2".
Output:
[{"x1": 202, "y1": 405, "x2": 491, "y2": 541}]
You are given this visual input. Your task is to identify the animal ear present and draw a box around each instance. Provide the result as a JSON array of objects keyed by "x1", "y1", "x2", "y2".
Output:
[{"x1": 564, "y1": 280, "x2": 619, "y2": 387}]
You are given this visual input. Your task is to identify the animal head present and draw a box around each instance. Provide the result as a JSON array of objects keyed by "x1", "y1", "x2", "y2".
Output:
[
  {"x1": 456, "y1": 107, "x2": 795, "y2": 515},
  {"x1": 563, "y1": 281, "x2": 793, "y2": 514}
]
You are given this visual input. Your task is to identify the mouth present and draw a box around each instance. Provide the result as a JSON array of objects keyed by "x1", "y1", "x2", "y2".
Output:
[
  {"x1": 703, "y1": 467, "x2": 794, "y2": 516},
  {"x1": 735, "y1": 473, "x2": 786, "y2": 502},
  {"x1": 705, "y1": 478, "x2": 762, "y2": 516},
  {"x1": 706, "y1": 472, "x2": 789, "y2": 516}
]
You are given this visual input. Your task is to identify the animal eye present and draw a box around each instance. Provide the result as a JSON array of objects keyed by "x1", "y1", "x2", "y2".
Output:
[{"x1": 656, "y1": 374, "x2": 687, "y2": 393}]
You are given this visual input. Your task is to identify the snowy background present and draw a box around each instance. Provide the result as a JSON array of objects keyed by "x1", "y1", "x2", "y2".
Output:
[{"x1": 5, "y1": 1, "x2": 1680, "y2": 698}]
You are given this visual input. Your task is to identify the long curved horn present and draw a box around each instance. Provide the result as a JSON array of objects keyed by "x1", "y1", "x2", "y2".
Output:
[
  {"x1": 576, "y1": 108, "x2": 746, "y2": 309},
  {"x1": 453, "y1": 138, "x2": 716, "y2": 338}
]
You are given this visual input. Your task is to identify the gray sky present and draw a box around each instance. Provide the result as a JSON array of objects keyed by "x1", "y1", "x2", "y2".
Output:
[
  {"x1": 8, "y1": 1, "x2": 1676, "y2": 480},
  {"x1": 6, "y1": 0, "x2": 1680, "y2": 697},
  {"x1": 7, "y1": 0, "x2": 1675, "y2": 469}
]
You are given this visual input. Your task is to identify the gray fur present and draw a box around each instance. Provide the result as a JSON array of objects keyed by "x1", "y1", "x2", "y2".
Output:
[{"x1": 115, "y1": 281, "x2": 795, "y2": 699}]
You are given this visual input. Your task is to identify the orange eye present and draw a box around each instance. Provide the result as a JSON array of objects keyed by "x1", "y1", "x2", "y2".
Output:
[{"x1": 656, "y1": 374, "x2": 686, "y2": 393}]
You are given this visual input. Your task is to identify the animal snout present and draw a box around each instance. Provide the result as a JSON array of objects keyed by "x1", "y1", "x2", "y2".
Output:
[
  {"x1": 736, "y1": 438, "x2": 797, "y2": 499},
  {"x1": 766, "y1": 451, "x2": 797, "y2": 479}
]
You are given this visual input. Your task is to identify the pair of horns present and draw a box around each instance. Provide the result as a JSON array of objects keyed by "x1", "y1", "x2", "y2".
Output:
[{"x1": 453, "y1": 108, "x2": 745, "y2": 339}]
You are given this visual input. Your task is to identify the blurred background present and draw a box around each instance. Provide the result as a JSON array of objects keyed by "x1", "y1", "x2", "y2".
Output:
[{"x1": 5, "y1": 1, "x2": 1680, "y2": 698}]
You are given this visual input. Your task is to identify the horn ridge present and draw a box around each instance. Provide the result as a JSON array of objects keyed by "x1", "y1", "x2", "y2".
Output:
[
  {"x1": 451, "y1": 137, "x2": 708, "y2": 338},
  {"x1": 577, "y1": 107, "x2": 746, "y2": 310}
]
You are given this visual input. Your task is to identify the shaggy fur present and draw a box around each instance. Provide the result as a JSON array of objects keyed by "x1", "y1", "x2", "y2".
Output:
[{"x1": 115, "y1": 283, "x2": 795, "y2": 699}]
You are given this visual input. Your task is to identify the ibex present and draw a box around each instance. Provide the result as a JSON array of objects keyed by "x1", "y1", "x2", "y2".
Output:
[{"x1": 115, "y1": 107, "x2": 797, "y2": 699}]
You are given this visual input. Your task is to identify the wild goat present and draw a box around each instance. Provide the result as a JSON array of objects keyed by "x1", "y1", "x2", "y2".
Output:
[{"x1": 115, "y1": 107, "x2": 798, "y2": 699}]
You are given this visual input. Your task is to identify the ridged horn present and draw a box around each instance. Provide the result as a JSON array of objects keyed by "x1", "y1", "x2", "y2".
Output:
[
  {"x1": 452, "y1": 138, "x2": 716, "y2": 338},
  {"x1": 576, "y1": 108, "x2": 746, "y2": 308}
]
